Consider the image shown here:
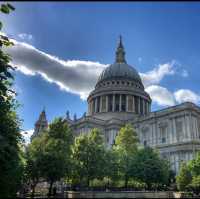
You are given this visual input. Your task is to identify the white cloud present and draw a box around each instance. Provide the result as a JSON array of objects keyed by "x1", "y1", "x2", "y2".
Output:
[
  {"x1": 174, "y1": 89, "x2": 200, "y2": 104},
  {"x1": 4, "y1": 39, "x2": 177, "y2": 100},
  {"x1": 4, "y1": 40, "x2": 107, "y2": 100},
  {"x1": 145, "y1": 85, "x2": 175, "y2": 106},
  {"x1": 21, "y1": 129, "x2": 34, "y2": 144},
  {"x1": 18, "y1": 33, "x2": 33, "y2": 41},
  {"x1": 3, "y1": 37, "x2": 193, "y2": 107},
  {"x1": 140, "y1": 61, "x2": 176, "y2": 87}
]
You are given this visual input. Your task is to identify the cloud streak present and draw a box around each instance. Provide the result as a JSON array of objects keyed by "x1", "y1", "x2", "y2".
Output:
[
  {"x1": 145, "y1": 85, "x2": 175, "y2": 106},
  {"x1": 140, "y1": 61, "x2": 175, "y2": 87},
  {"x1": 3, "y1": 38, "x2": 199, "y2": 107},
  {"x1": 5, "y1": 40, "x2": 107, "y2": 99},
  {"x1": 174, "y1": 89, "x2": 200, "y2": 104}
]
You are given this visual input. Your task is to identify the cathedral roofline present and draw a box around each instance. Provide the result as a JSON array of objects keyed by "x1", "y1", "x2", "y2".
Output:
[{"x1": 151, "y1": 101, "x2": 200, "y2": 115}]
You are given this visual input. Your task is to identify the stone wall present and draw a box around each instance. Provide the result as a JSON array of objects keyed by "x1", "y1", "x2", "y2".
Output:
[{"x1": 65, "y1": 191, "x2": 184, "y2": 198}]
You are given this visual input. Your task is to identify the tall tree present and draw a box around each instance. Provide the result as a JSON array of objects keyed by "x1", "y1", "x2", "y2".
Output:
[
  {"x1": 41, "y1": 118, "x2": 73, "y2": 197},
  {"x1": 113, "y1": 124, "x2": 139, "y2": 188},
  {"x1": 188, "y1": 152, "x2": 200, "y2": 177},
  {"x1": 72, "y1": 128, "x2": 107, "y2": 187},
  {"x1": 176, "y1": 162, "x2": 192, "y2": 191},
  {"x1": 130, "y1": 147, "x2": 170, "y2": 190},
  {"x1": 25, "y1": 132, "x2": 48, "y2": 198},
  {"x1": 0, "y1": 3, "x2": 24, "y2": 198},
  {"x1": 104, "y1": 149, "x2": 119, "y2": 186},
  {"x1": 186, "y1": 152, "x2": 200, "y2": 193}
]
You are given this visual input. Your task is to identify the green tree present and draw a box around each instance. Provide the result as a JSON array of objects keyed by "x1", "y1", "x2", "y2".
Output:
[
  {"x1": 113, "y1": 124, "x2": 139, "y2": 188},
  {"x1": 104, "y1": 149, "x2": 119, "y2": 186},
  {"x1": 131, "y1": 147, "x2": 170, "y2": 190},
  {"x1": 25, "y1": 132, "x2": 48, "y2": 198},
  {"x1": 72, "y1": 128, "x2": 107, "y2": 187},
  {"x1": 0, "y1": 3, "x2": 24, "y2": 198},
  {"x1": 176, "y1": 162, "x2": 192, "y2": 191},
  {"x1": 188, "y1": 152, "x2": 200, "y2": 177},
  {"x1": 188, "y1": 175, "x2": 200, "y2": 194},
  {"x1": 186, "y1": 152, "x2": 200, "y2": 194},
  {"x1": 41, "y1": 118, "x2": 73, "y2": 197}
]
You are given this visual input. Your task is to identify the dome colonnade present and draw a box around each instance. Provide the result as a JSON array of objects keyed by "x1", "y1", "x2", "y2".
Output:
[{"x1": 87, "y1": 36, "x2": 151, "y2": 117}]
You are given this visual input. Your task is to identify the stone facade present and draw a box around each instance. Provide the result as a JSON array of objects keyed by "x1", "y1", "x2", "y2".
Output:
[
  {"x1": 33, "y1": 37, "x2": 200, "y2": 174},
  {"x1": 31, "y1": 108, "x2": 48, "y2": 140}
]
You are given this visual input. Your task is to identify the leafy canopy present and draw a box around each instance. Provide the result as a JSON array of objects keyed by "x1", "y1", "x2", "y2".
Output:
[
  {"x1": 176, "y1": 162, "x2": 192, "y2": 191},
  {"x1": 130, "y1": 147, "x2": 170, "y2": 189},
  {"x1": 72, "y1": 128, "x2": 107, "y2": 186},
  {"x1": 0, "y1": 3, "x2": 24, "y2": 198}
]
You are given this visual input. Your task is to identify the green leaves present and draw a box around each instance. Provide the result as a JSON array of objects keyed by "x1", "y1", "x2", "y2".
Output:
[
  {"x1": 177, "y1": 152, "x2": 200, "y2": 193},
  {"x1": 0, "y1": 3, "x2": 15, "y2": 14},
  {"x1": 115, "y1": 123, "x2": 139, "y2": 153},
  {"x1": 130, "y1": 147, "x2": 170, "y2": 189},
  {"x1": 176, "y1": 162, "x2": 192, "y2": 191},
  {"x1": 113, "y1": 124, "x2": 139, "y2": 187},
  {"x1": 6, "y1": 3, "x2": 15, "y2": 11},
  {"x1": 0, "y1": 3, "x2": 23, "y2": 198},
  {"x1": 0, "y1": 21, "x2": 2, "y2": 31},
  {"x1": 71, "y1": 128, "x2": 107, "y2": 187},
  {"x1": 25, "y1": 118, "x2": 73, "y2": 197}
]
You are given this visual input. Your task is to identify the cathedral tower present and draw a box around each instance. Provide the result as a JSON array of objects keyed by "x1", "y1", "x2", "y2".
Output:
[{"x1": 31, "y1": 108, "x2": 48, "y2": 140}]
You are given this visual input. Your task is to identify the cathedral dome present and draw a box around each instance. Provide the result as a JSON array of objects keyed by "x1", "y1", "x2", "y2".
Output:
[
  {"x1": 96, "y1": 35, "x2": 142, "y2": 87},
  {"x1": 87, "y1": 36, "x2": 151, "y2": 120},
  {"x1": 97, "y1": 62, "x2": 142, "y2": 84}
]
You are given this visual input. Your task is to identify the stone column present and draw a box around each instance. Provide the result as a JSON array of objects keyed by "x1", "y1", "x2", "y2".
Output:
[
  {"x1": 169, "y1": 118, "x2": 173, "y2": 144},
  {"x1": 99, "y1": 96, "x2": 102, "y2": 113},
  {"x1": 195, "y1": 117, "x2": 198, "y2": 139},
  {"x1": 193, "y1": 116, "x2": 197, "y2": 139},
  {"x1": 153, "y1": 122, "x2": 157, "y2": 144},
  {"x1": 143, "y1": 99, "x2": 145, "y2": 115},
  {"x1": 91, "y1": 100, "x2": 94, "y2": 114},
  {"x1": 119, "y1": 94, "x2": 122, "y2": 112},
  {"x1": 173, "y1": 118, "x2": 177, "y2": 143},
  {"x1": 94, "y1": 98, "x2": 97, "y2": 113},
  {"x1": 186, "y1": 114, "x2": 191, "y2": 140},
  {"x1": 146, "y1": 101, "x2": 148, "y2": 114},
  {"x1": 112, "y1": 94, "x2": 115, "y2": 112},
  {"x1": 151, "y1": 124, "x2": 154, "y2": 145},
  {"x1": 141, "y1": 98, "x2": 143, "y2": 115},
  {"x1": 132, "y1": 96, "x2": 135, "y2": 113},
  {"x1": 189, "y1": 113, "x2": 194, "y2": 140},
  {"x1": 89, "y1": 102, "x2": 91, "y2": 115},
  {"x1": 148, "y1": 102, "x2": 151, "y2": 113},
  {"x1": 182, "y1": 115, "x2": 186, "y2": 141},
  {"x1": 126, "y1": 95, "x2": 129, "y2": 112},
  {"x1": 138, "y1": 97, "x2": 140, "y2": 114},
  {"x1": 106, "y1": 95, "x2": 108, "y2": 112}
]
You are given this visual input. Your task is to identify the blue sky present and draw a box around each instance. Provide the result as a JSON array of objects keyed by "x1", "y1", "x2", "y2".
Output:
[{"x1": 1, "y1": 2, "x2": 200, "y2": 136}]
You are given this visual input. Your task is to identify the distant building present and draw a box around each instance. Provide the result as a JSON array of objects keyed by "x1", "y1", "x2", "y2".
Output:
[
  {"x1": 32, "y1": 37, "x2": 200, "y2": 174},
  {"x1": 31, "y1": 108, "x2": 48, "y2": 140}
]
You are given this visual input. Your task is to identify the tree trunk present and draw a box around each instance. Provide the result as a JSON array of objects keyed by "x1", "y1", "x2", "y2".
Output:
[
  {"x1": 124, "y1": 175, "x2": 128, "y2": 189},
  {"x1": 147, "y1": 183, "x2": 151, "y2": 191},
  {"x1": 87, "y1": 177, "x2": 90, "y2": 188},
  {"x1": 48, "y1": 181, "x2": 53, "y2": 198},
  {"x1": 31, "y1": 183, "x2": 36, "y2": 199}
]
